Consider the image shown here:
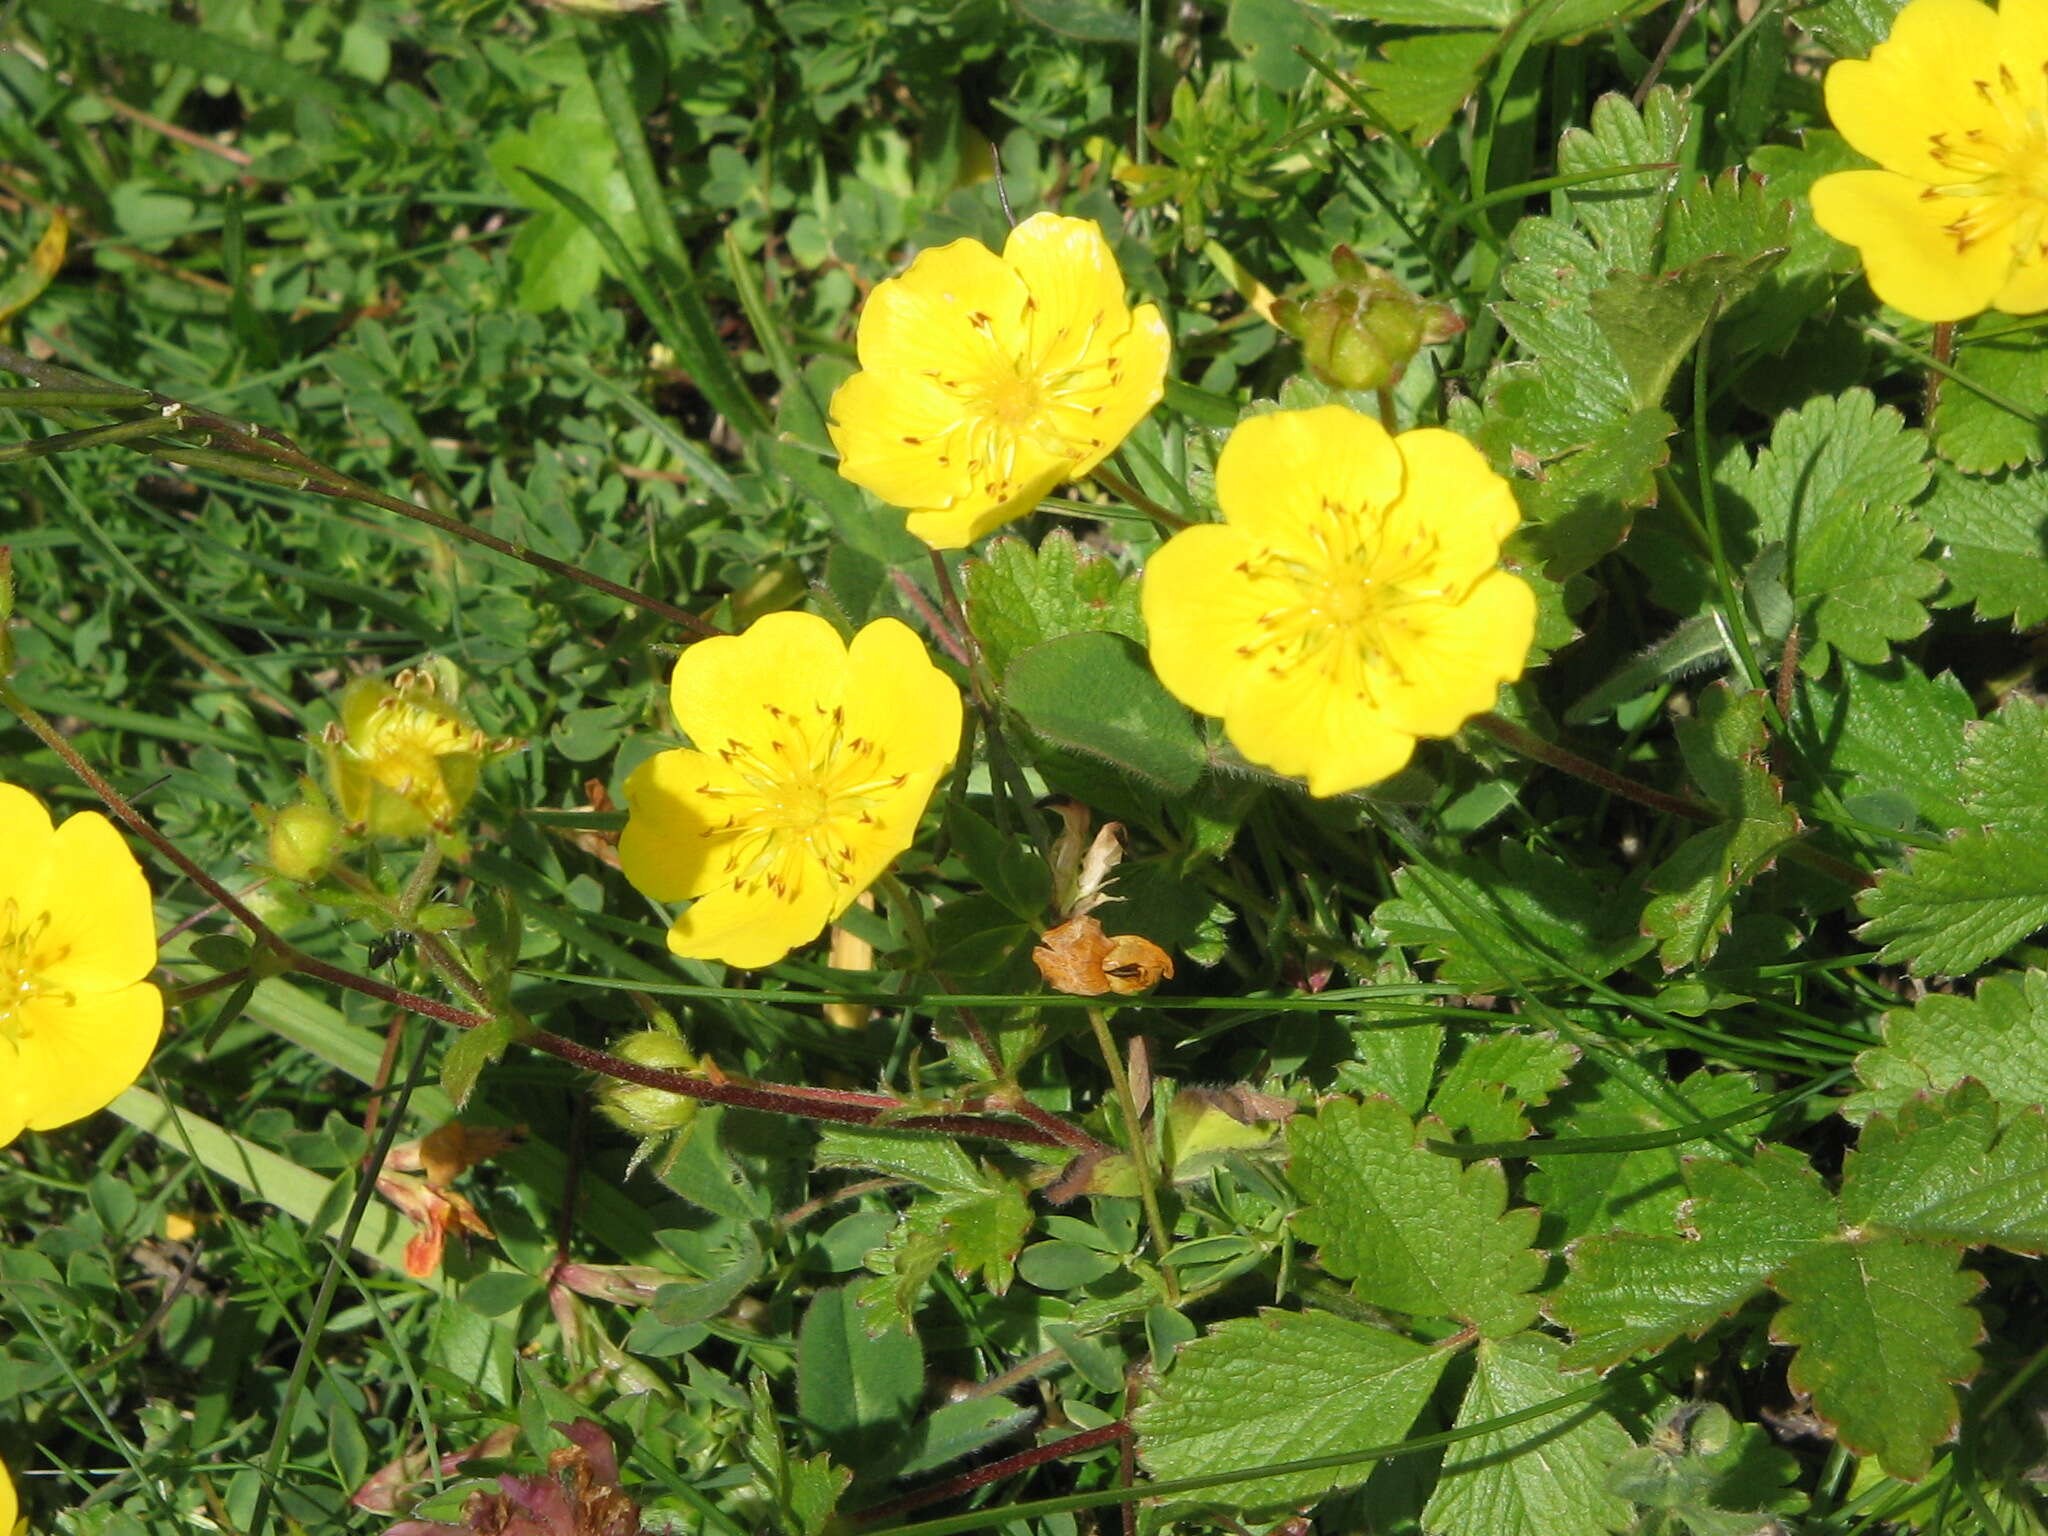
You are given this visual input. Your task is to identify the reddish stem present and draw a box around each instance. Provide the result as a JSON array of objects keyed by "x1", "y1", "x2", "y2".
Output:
[{"x1": 851, "y1": 1422, "x2": 1130, "y2": 1524}]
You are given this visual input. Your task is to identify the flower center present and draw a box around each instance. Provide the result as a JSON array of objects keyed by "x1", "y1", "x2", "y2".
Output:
[
  {"x1": 983, "y1": 370, "x2": 1045, "y2": 430},
  {"x1": 1235, "y1": 509, "x2": 1449, "y2": 700},
  {"x1": 697, "y1": 704, "x2": 910, "y2": 904},
  {"x1": 0, "y1": 900, "x2": 55, "y2": 1044},
  {"x1": 1926, "y1": 68, "x2": 2048, "y2": 255}
]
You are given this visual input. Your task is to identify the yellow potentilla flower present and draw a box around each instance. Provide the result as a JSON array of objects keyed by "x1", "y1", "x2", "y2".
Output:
[
  {"x1": 1810, "y1": 0, "x2": 2048, "y2": 321},
  {"x1": 619, "y1": 612, "x2": 963, "y2": 969},
  {"x1": 1142, "y1": 405, "x2": 1535, "y2": 797},
  {"x1": 0, "y1": 1456, "x2": 14, "y2": 1535},
  {"x1": 828, "y1": 211, "x2": 1171, "y2": 550},
  {"x1": 322, "y1": 668, "x2": 497, "y2": 838},
  {"x1": 0, "y1": 782, "x2": 162, "y2": 1147}
]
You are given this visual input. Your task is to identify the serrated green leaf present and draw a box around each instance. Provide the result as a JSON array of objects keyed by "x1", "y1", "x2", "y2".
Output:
[
  {"x1": 1839, "y1": 1083, "x2": 2048, "y2": 1252},
  {"x1": 1002, "y1": 631, "x2": 1207, "y2": 792},
  {"x1": 1591, "y1": 253, "x2": 1786, "y2": 411},
  {"x1": 1932, "y1": 317, "x2": 2048, "y2": 473},
  {"x1": 1530, "y1": 1064, "x2": 1762, "y2": 1242},
  {"x1": 1134, "y1": 1309, "x2": 1450, "y2": 1512},
  {"x1": 948, "y1": 804, "x2": 1052, "y2": 924},
  {"x1": 1551, "y1": 1148, "x2": 1836, "y2": 1369},
  {"x1": 786, "y1": 1452, "x2": 853, "y2": 1536},
  {"x1": 1770, "y1": 1237, "x2": 1980, "y2": 1481},
  {"x1": 1798, "y1": 658, "x2": 1976, "y2": 833},
  {"x1": 1290, "y1": 1097, "x2": 1544, "y2": 1337},
  {"x1": 1428, "y1": 1030, "x2": 1580, "y2": 1143},
  {"x1": 964, "y1": 530, "x2": 1143, "y2": 679},
  {"x1": 1376, "y1": 842, "x2": 1653, "y2": 990},
  {"x1": 1557, "y1": 88, "x2": 1690, "y2": 272},
  {"x1": 1847, "y1": 971, "x2": 2048, "y2": 1123},
  {"x1": 1228, "y1": 0, "x2": 1335, "y2": 92},
  {"x1": 1796, "y1": 0, "x2": 1908, "y2": 57},
  {"x1": 814, "y1": 1126, "x2": 987, "y2": 1195},
  {"x1": 1919, "y1": 462, "x2": 2048, "y2": 629},
  {"x1": 1489, "y1": 219, "x2": 1637, "y2": 458},
  {"x1": 1717, "y1": 389, "x2": 1939, "y2": 669},
  {"x1": 934, "y1": 1183, "x2": 1034, "y2": 1295},
  {"x1": 1861, "y1": 696, "x2": 2048, "y2": 974},
  {"x1": 1642, "y1": 686, "x2": 1800, "y2": 970},
  {"x1": 441, "y1": 1014, "x2": 523, "y2": 1109},
  {"x1": 1352, "y1": 31, "x2": 1497, "y2": 145},
  {"x1": 1422, "y1": 1333, "x2": 1634, "y2": 1536},
  {"x1": 1516, "y1": 407, "x2": 1675, "y2": 580}
]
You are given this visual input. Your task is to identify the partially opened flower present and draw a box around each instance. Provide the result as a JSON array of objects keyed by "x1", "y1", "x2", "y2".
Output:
[
  {"x1": 1142, "y1": 406, "x2": 1535, "y2": 796},
  {"x1": 0, "y1": 781, "x2": 162, "y2": 1147},
  {"x1": 828, "y1": 212, "x2": 1171, "y2": 549},
  {"x1": 1810, "y1": 0, "x2": 2048, "y2": 320},
  {"x1": 620, "y1": 612, "x2": 963, "y2": 969},
  {"x1": 324, "y1": 665, "x2": 515, "y2": 838}
]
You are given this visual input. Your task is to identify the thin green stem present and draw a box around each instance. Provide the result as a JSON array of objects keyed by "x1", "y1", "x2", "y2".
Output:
[
  {"x1": 1087, "y1": 464, "x2": 1188, "y2": 532},
  {"x1": 1086, "y1": 1007, "x2": 1180, "y2": 1303}
]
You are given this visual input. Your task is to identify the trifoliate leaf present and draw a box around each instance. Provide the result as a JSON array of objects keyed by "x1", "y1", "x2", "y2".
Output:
[
  {"x1": 1846, "y1": 970, "x2": 2048, "y2": 1123},
  {"x1": 1529, "y1": 1063, "x2": 1763, "y2": 1242},
  {"x1": 1931, "y1": 316, "x2": 2048, "y2": 473},
  {"x1": 1550, "y1": 1148, "x2": 1836, "y2": 1369},
  {"x1": 964, "y1": 530, "x2": 1143, "y2": 679},
  {"x1": 1919, "y1": 463, "x2": 2048, "y2": 629},
  {"x1": 1796, "y1": 658, "x2": 1976, "y2": 834},
  {"x1": 1428, "y1": 1030, "x2": 1580, "y2": 1143},
  {"x1": 1421, "y1": 1332, "x2": 1634, "y2": 1536},
  {"x1": 1289, "y1": 1097, "x2": 1544, "y2": 1337},
  {"x1": 1769, "y1": 1238, "x2": 1981, "y2": 1481},
  {"x1": 1861, "y1": 696, "x2": 2048, "y2": 974},
  {"x1": 1515, "y1": 407, "x2": 1676, "y2": 581},
  {"x1": 1838, "y1": 1082, "x2": 2048, "y2": 1253},
  {"x1": 1134, "y1": 1309, "x2": 1451, "y2": 1513},
  {"x1": 1716, "y1": 390, "x2": 1939, "y2": 669},
  {"x1": 1641, "y1": 685, "x2": 1800, "y2": 970},
  {"x1": 1376, "y1": 842, "x2": 1653, "y2": 990}
]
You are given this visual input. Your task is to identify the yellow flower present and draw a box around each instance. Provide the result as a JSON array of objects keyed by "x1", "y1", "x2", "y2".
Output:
[
  {"x1": 0, "y1": 1456, "x2": 13, "y2": 1536},
  {"x1": 1810, "y1": 0, "x2": 2048, "y2": 321},
  {"x1": 1141, "y1": 405, "x2": 1535, "y2": 796},
  {"x1": 828, "y1": 211, "x2": 1171, "y2": 550},
  {"x1": 619, "y1": 612, "x2": 963, "y2": 969},
  {"x1": 0, "y1": 782, "x2": 162, "y2": 1147},
  {"x1": 322, "y1": 667, "x2": 501, "y2": 838}
]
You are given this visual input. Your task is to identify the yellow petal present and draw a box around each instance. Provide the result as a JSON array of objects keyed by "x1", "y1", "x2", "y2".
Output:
[
  {"x1": 1222, "y1": 666, "x2": 1419, "y2": 797},
  {"x1": 619, "y1": 748, "x2": 735, "y2": 902},
  {"x1": 2000, "y1": 0, "x2": 2048, "y2": 75},
  {"x1": 1215, "y1": 406, "x2": 1406, "y2": 559},
  {"x1": 1065, "y1": 303, "x2": 1173, "y2": 483},
  {"x1": 1005, "y1": 213, "x2": 1134, "y2": 368},
  {"x1": 1994, "y1": 253, "x2": 2048, "y2": 313},
  {"x1": 856, "y1": 237, "x2": 1028, "y2": 378},
  {"x1": 664, "y1": 876, "x2": 837, "y2": 970},
  {"x1": 842, "y1": 618, "x2": 963, "y2": 778},
  {"x1": 17, "y1": 983, "x2": 164, "y2": 1134},
  {"x1": 669, "y1": 610, "x2": 848, "y2": 753},
  {"x1": 1810, "y1": 168, "x2": 2011, "y2": 321},
  {"x1": 1823, "y1": 0, "x2": 2002, "y2": 182},
  {"x1": 36, "y1": 809, "x2": 158, "y2": 991},
  {"x1": 1385, "y1": 427, "x2": 1520, "y2": 591},
  {"x1": 903, "y1": 446, "x2": 1070, "y2": 550},
  {"x1": 1370, "y1": 570, "x2": 1538, "y2": 738},
  {"x1": 1141, "y1": 523, "x2": 1279, "y2": 718},
  {"x1": 828, "y1": 368, "x2": 977, "y2": 512},
  {"x1": 0, "y1": 1454, "x2": 14, "y2": 1534}
]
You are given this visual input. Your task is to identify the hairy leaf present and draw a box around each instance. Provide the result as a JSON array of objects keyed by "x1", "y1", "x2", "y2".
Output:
[
  {"x1": 1847, "y1": 970, "x2": 2048, "y2": 1122},
  {"x1": 1919, "y1": 463, "x2": 2048, "y2": 629}
]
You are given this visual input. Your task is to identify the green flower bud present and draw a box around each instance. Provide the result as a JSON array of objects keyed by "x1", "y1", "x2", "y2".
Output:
[
  {"x1": 269, "y1": 802, "x2": 341, "y2": 883},
  {"x1": 597, "y1": 1030, "x2": 702, "y2": 1140},
  {"x1": 1273, "y1": 247, "x2": 1464, "y2": 393}
]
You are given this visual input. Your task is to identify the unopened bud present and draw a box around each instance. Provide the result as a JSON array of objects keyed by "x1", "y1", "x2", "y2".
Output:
[
  {"x1": 1273, "y1": 247, "x2": 1464, "y2": 393},
  {"x1": 597, "y1": 1029, "x2": 702, "y2": 1139},
  {"x1": 268, "y1": 801, "x2": 341, "y2": 882}
]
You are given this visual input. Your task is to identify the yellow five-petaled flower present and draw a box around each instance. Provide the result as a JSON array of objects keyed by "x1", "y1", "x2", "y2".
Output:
[
  {"x1": 1812, "y1": 0, "x2": 2048, "y2": 321},
  {"x1": 1, "y1": 781, "x2": 162, "y2": 1147},
  {"x1": 828, "y1": 212, "x2": 1171, "y2": 550},
  {"x1": 1142, "y1": 406, "x2": 1536, "y2": 797},
  {"x1": 619, "y1": 612, "x2": 963, "y2": 969}
]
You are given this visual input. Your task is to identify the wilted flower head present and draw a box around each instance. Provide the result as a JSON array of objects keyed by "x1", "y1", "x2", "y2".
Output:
[
  {"x1": 323, "y1": 665, "x2": 513, "y2": 838},
  {"x1": 1142, "y1": 405, "x2": 1535, "y2": 796},
  {"x1": 389, "y1": 1421, "x2": 642, "y2": 1536},
  {"x1": 1, "y1": 781, "x2": 161, "y2": 1147},
  {"x1": 619, "y1": 612, "x2": 962, "y2": 969},
  {"x1": 829, "y1": 212, "x2": 1171, "y2": 549},
  {"x1": 1811, "y1": 0, "x2": 2048, "y2": 320}
]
